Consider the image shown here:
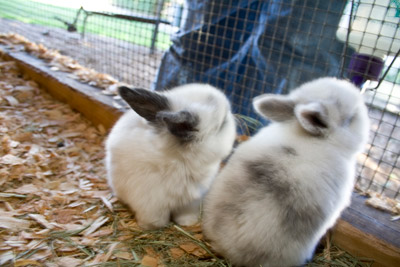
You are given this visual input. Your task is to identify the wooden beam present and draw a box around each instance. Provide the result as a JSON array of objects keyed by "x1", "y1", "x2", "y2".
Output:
[
  {"x1": 331, "y1": 193, "x2": 400, "y2": 266},
  {"x1": 332, "y1": 220, "x2": 400, "y2": 267},
  {"x1": 1, "y1": 45, "x2": 123, "y2": 131}
]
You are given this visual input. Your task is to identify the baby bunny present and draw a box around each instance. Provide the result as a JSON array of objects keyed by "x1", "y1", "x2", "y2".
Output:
[
  {"x1": 203, "y1": 77, "x2": 370, "y2": 267},
  {"x1": 105, "y1": 84, "x2": 236, "y2": 230}
]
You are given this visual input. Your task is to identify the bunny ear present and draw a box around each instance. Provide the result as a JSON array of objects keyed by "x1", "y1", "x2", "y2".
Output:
[
  {"x1": 253, "y1": 94, "x2": 295, "y2": 121},
  {"x1": 156, "y1": 110, "x2": 199, "y2": 141},
  {"x1": 118, "y1": 86, "x2": 170, "y2": 123},
  {"x1": 294, "y1": 102, "x2": 329, "y2": 136}
]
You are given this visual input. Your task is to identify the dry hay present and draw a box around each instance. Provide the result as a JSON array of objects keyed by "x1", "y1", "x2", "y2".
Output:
[{"x1": 0, "y1": 41, "x2": 374, "y2": 266}]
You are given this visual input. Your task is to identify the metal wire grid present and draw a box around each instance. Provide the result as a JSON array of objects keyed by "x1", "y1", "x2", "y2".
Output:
[
  {"x1": 0, "y1": 0, "x2": 167, "y2": 88},
  {"x1": 0, "y1": 0, "x2": 398, "y2": 200}
]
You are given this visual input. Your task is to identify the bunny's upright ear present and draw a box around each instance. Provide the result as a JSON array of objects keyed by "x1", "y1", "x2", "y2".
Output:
[
  {"x1": 118, "y1": 86, "x2": 170, "y2": 123},
  {"x1": 253, "y1": 94, "x2": 295, "y2": 121},
  {"x1": 294, "y1": 102, "x2": 329, "y2": 136}
]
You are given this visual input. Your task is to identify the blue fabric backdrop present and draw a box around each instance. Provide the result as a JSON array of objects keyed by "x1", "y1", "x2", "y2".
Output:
[{"x1": 154, "y1": 0, "x2": 354, "y2": 132}]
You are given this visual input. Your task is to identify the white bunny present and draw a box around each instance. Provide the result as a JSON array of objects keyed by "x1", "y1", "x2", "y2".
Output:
[
  {"x1": 105, "y1": 84, "x2": 236, "y2": 230},
  {"x1": 202, "y1": 77, "x2": 370, "y2": 267}
]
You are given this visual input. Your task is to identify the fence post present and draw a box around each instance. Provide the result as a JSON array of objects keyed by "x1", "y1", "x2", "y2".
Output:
[{"x1": 151, "y1": 0, "x2": 165, "y2": 54}]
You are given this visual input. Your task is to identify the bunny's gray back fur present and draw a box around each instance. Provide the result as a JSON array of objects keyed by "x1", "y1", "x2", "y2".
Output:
[{"x1": 203, "y1": 77, "x2": 370, "y2": 267}]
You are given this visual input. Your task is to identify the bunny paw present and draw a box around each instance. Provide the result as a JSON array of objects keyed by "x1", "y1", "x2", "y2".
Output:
[{"x1": 174, "y1": 213, "x2": 199, "y2": 226}]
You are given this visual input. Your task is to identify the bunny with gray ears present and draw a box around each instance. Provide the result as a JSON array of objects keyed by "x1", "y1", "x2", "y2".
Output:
[
  {"x1": 105, "y1": 84, "x2": 236, "y2": 230},
  {"x1": 203, "y1": 77, "x2": 370, "y2": 267}
]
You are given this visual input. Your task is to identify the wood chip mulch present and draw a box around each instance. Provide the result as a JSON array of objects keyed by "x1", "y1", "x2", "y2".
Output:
[
  {"x1": 0, "y1": 39, "x2": 374, "y2": 267},
  {"x1": 0, "y1": 52, "x2": 218, "y2": 267}
]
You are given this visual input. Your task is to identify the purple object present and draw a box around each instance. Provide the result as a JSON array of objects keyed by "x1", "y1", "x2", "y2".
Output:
[{"x1": 347, "y1": 53, "x2": 384, "y2": 87}]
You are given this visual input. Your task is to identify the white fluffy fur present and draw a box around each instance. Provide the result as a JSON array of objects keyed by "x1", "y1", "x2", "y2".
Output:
[
  {"x1": 106, "y1": 84, "x2": 236, "y2": 230},
  {"x1": 203, "y1": 77, "x2": 370, "y2": 266}
]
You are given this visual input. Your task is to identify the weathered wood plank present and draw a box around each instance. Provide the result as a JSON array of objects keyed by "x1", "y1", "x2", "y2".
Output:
[
  {"x1": 0, "y1": 45, "x2": 124, "y2": 131},
  {"x1": 332, "y1": 220, "x2": 400, "y2": 267},
  {"x1": 342, "y1": 193, "x2": 400, "y2": 248},
  {"x1": 332, "y1": 193, "x2": 400, "y2": 266}
]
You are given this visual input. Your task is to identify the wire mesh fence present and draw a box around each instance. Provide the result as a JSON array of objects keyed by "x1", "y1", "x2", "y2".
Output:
[{"x1": 0, "y1": 0, "x2": 399, "y2": 201}]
